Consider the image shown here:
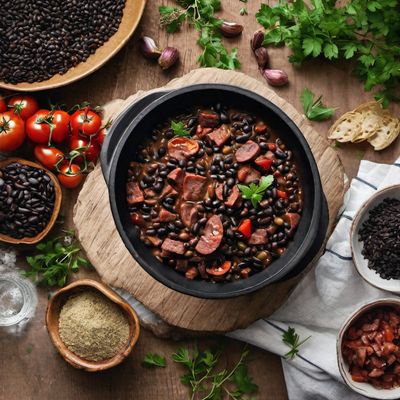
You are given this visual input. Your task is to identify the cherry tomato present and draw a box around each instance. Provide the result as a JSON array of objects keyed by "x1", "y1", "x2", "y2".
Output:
[
  {"x1": 206, "y1": 261, "x2": 231, "y2": 276},
  {"x1": 95, "y1": 119, "x2": 112, "y2": 145},
  {"x1": 8, "y1": 95, "x2": 39, "y2": 120},
  {"x1": 0, "y1": 112, "x2": 25, "y2": 152},
  {"x1": 34, "y1": 145, "x2": 64, "y2": 170},
  {"x1": 70, "y1": 107, "x2": 102, "y2": 137},
  {"x1": 238, "y1": 218, "x2": 252, "y2": 238},
  {"x1": 26, "y1": 109, "x2": 70, "y2": 144},
  {"x1": 70, "y1": 137, "x2": 100, "y2": 162},
  {"x1": 58, "y1": 164, "x2": 83, "y2": 189},
  {"x1": 0, "y1": 95, "x2": 7, "y2": 113}
]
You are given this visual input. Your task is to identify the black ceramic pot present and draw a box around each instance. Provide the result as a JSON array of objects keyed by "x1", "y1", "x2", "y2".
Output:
[{"x1": 101, "y1": 84, "x2": 328, "y2": 299}]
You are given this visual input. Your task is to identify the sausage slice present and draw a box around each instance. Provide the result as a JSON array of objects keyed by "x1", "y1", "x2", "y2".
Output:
[
  {"x1": 195, "y1": 215, "x2": 223, "y2": 255},
  {"x1": 183, "y1": 174, "x2": 208, "y2": 201},
  {"x1": 167, "y1": 137, "x2": 199, "y2": 160},
  {"x1": 224, "y1": 185, "x2": 241, "y2": 207},
  {"x1": 207, "y1": 125, "x2": 231, "y2": 147},
  {"x1": 161, "y1": 238, "x2": 185, "y2": 255},
  {"x1": 167, "y1": 167, "x2": 185, "y2": 190},
  {"x1": 126, "y1": 181, "x2": 144, "y2": 205},
  {"x1": 180, "y1": 202, "x2": 198, "y2": 227},
  {"x1": 237, "y1": 166, "x2": 261, "y2": 184},
  {"x1": 235, "y1": 140, "x2": 260, "y2": 163}
]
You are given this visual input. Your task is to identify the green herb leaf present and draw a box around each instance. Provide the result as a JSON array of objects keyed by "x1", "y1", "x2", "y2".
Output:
[
  {"x1": 142, "y1": 353, "x2": 167, "y2": 368},
  {"x1": 237, "y1": 175, "x2": 274, "y2": 208},
  {"x1": 282, "y1": 326, "x2": 311, "y2": 360},
  {"x1": 240, "y1": 7, "x2": 248, "y2": 16},
  {"x1": 300, "y1": 88, "x2": 335, "y2": 121},
  {"x1": 171, "y1": 120, "x2": 190, "y2": 137}
]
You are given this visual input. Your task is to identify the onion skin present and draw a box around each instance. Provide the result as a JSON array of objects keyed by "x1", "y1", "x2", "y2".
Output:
[
  {"x1": 158, "y1": 47, "x2": 180, "y2": 70},
  {"x1": 262, "y1": 69, "x2": 289, "y2": 87},
  {"x1": 140, "y1": 36, "x2": 162, "y2": 59}
]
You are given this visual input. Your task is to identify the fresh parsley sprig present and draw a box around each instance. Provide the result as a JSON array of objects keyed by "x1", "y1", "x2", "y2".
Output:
[
  {"x1": 24, "y1": 230, "x2": 90, "y2": 287},
  {"x1": 256, "y1": 0, "x2": 400, "y2": 106},
  {"x1": 300, "y1": 88, "x2": 335, "y2": 121},
  {"x1": 238, "y1": 175, "x2": 274, "y2": 208},
  {"x1": 159, "y1": 0, "x2": 241, "y2": 70},
  {"x1": 282, "y1": 327, "x2": 311, "y2": 360},
  {"x1": 142, "y1": 353, "x2": 167, "y2": 368},
  {"x1": 171, "y1": 120, "x2": 191, "y2": 137}
]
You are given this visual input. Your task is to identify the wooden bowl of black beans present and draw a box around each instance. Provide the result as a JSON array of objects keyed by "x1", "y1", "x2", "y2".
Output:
[
  {"x1": 0, "y1": 0, "x2": 146, "y2": 91},
  {"x1": 0, "y1": 158, "x2": 62, "y2": 245}
]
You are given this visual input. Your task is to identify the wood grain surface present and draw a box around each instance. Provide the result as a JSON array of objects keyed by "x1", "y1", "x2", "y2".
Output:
[
  {"x1": 73, "y1": 68, "x2": 345, "y2": 333},
  {"x1": 1, "y1": 0, "x2": 399, "y2": 399}
]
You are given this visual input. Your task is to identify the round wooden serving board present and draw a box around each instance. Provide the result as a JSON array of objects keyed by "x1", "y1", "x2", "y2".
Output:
[{"x1": 73, "y1": 68, "x2": 345, "y2": 333}]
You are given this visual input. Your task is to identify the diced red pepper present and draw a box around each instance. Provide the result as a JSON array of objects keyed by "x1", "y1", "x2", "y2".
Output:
[
  {"x1": 277, "y1": 190, "x2": 288, "y2": 199},
  {"x1": 255, "y1": 157, "x2": 273, "y2": 171},
  {"x1": 384, "y1": 326, "x2": 395, "y2": 342},
  {"x1": 351, "y1": 373, "x2": 368, "y2": 382},
  {"x1": 206, "y1": 261, "x2": 231, "y2": 276},
  {"x1": 238, "y1": 218, "x2": 252, "y2": 238},
  {"x1": 267, "y1": 143, "x2": 276, "y2": 151}
]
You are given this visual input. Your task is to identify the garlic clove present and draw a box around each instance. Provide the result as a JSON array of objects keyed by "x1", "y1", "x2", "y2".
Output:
[
  {"x1": 158, "y1": 47, "x2": 180, "y2": 70},
  {"x1": 262, "y1": 69, "x2": 289, "y2": 87},
  {"x1": 251, "y1": 31, "x2": 265, "y2": 51},
  {"x1": 254, "y1": 47, "x2": 269, "y2": 69},
  {"x1": 219, "y1": 21, "x2": 244, "y2": 38},
  {"x1": 140, "y1": 36, "x2": 162, "y2": 59}
]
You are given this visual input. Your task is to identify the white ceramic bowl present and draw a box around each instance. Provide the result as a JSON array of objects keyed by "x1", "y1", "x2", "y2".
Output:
[
  {"x1": 337, "y1": 298, "x2": 400, "y2": 399},
  {"x1": 351, "y1": 184, "x2": 400, "y2": 294}
]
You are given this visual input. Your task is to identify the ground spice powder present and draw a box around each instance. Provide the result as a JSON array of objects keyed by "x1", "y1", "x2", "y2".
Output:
[{"x1": 59, "y1": 291, "x2": 129, "y2": 361}]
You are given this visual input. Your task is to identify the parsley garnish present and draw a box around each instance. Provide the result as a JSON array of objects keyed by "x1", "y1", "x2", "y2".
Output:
[
  {"x1": 171, "y1": 120, "x2": 191, "y2": 137},
  {"x1": 159, "y1": 0, "x2": 241, "y2": 70},
  {"x1": 240, "y1": 7, "x2": 248, "y2": 16},
  {"x1": 142, "y1": 353, "x2": 167, "y2": 368},
  {"x1": 300, "y1": 88, "x2": 335, "y2": 121},
  {"x1": 256, "y1": 0, "x2": 400, "y2": 106},
  {"x1": 238, "y1": 175, "x2": 274, "y2": 208},
  {"x1": 24, "y1": 230, "x2": 90, "y2": 287},
  {"x1": 282, "y1": 327, "x2": 311, "y2": 360}
]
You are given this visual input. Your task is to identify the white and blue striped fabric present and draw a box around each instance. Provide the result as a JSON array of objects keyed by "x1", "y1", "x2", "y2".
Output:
[{"x1": 228, "y1": 157, "x2": 400, "y2": 399}]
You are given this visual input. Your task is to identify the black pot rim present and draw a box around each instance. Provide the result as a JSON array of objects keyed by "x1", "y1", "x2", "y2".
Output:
[{"x1": 104, "y1": 83, "x2": 324, "y2": 298}]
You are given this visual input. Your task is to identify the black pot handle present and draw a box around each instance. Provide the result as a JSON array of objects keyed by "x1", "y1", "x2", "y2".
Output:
[{"x1": 100, "y1": 91, "x2": 170, "y2": 184}]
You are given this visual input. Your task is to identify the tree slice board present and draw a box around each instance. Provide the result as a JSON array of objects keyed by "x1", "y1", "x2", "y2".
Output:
[{"x1": 73, "y1": 68, "x2": 344, "y2": 333}]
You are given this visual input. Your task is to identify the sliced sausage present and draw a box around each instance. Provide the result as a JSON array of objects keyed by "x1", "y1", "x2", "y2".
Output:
[
  {"x1": 159, "y1": 208, "x2": 176, "y2": 222},
  {"x1": 198, "y1": 110, "x2": 220, "y2": 128},
  {"x1": 160, "y1": 184, "x2": 178, "y2": 198},
  {"x1": 161, "y1": 238, "x2": 185, "y2": 255},
  {"x1": 248, "y1": 229, "x2": 268, "y2": 245},
  {"x1": 126, "y1": 181, "x2": 144, "y2": 205},
  {"x1": 237, "y1": 166, "x2": 261, "y2": 184},
  {"x1": 167, "y1": 168, "x2": 185, "y2": 190},
  {"x1": 235, "y1": 140, "x2": 260, "y2": 163},
  {"x1": 180, "y1": 202, "x2": 198, "y2": 227},
  {"x1": 195, "y1": 215, "x2": 223, "y2": 255},
  {"x1": 207, "y1": 125, "x2": 231, "y2": 147},
  {"x1": 183, "y1": 173, "x2": 208, "y2": 201},
  {"x1": 167, "y1": 137, "x2": 199, "y2": 160},
  {"x1": 215, "y1": 183, "x2": 224, "y2": 201},
  {"x1": 224, "y1": 186, "x2": 241, "y2": 207},
  {"x1": 185, "y1": 267, "x2": 199, "y2": 280}
]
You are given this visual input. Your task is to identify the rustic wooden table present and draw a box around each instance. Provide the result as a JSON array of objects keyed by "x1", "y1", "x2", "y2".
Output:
[{"x1": 1, "y1": 1, "x2": 399, "y2": 399}]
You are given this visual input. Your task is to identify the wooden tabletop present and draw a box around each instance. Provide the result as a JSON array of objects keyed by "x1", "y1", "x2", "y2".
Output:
[{"x1": 1, "y1": 1, "x2": 399, "y2": 399}]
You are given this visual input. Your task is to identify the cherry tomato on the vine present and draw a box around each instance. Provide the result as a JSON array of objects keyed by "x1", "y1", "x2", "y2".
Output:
[
  {"x1": 58, "y1": 164, "x2": 83, "y2": 189},
  {"x1": 95, "y1": 119, "x2": 112, "y2": 145},
  {"x1": 70, "y1": 107, "x2": 102, "y2": 137},
  {"x1": 8, "y1": 95, "x2": 39, "y2": 121},
  {"x1": 26, "y1": 109, "x2": 70, "y2": 144},
  {"x1": 0, "y1": 112, "x2": 25, "y2": 152},
  {"x1": 0, "y1": 95, "x2": 7, "y2": 113},
  {"x1": 34, "y1": 145, "x2": 64, "y2": 170},
  {"x1": 70, "y1": 137, "x2": 100, "y2": 163}
]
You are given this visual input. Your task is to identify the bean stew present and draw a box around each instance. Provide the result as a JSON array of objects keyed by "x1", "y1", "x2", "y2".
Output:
[{"x1": 125, "y1": 104, "x2": 303, "y2": 282}]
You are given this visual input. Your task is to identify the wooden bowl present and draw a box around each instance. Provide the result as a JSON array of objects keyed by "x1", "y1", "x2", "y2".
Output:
[
  {"x1": 0, "y1": 158, "x2": 62, "y2": 245},
  {"x1": 46, "y1": 279, "x2": 140, "y2": 372},
  {"x1": 0, "y1": 0, "x2": 146, "y2": 92}
]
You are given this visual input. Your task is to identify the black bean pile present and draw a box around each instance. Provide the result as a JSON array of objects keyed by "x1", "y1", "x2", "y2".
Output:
[
  {"x1": 359, "y1": 198, "x2": 400, "y2": 280},
  {"x1": 0, "y1": 163, "x2": 55, "y2": 239},
  {"x1": 0, "y1": 0, "x2": 126, "y2": 84}
]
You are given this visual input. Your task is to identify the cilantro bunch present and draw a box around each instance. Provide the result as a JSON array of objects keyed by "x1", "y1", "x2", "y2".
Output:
[
  {"x1": 256, "y1": 0, "x2": 400, "y2": 106},
  {"x1": 160, "y1": 0, "x2": 241, "y2": 70}
]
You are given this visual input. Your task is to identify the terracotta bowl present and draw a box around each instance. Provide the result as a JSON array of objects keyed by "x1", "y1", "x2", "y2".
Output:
[
  {"x1": 0, "y1": 0, "x2": 146, "y2": 91},
  {"x1": 337, "y1": 298, "x2": 400, "y2": 399},
  {"x1": 350, "y1": 184, "x2": 400, "y2": 294},
  {"x1": 0, "y1": 158, "x2": 62, "y2": 245},
  {"x1": 46, "y1": 279, "x2": 140, "y2": 372}
]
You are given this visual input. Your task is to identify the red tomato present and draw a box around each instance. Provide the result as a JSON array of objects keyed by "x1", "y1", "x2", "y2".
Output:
[
  {"x1": 238, "y1": 218, "x2": 252, "y2": 238},
  {"x1": 95, "y1": 119, "x2": 112, "y2": 145},
  {"x1": 8, "y1": 95, "x2": 39, "y2": 120},
  {"x1": 34, "y1": 145, "x2": 64, "y2": 170},
  {"x1": 277, "y1": 190, "x2": 288, "y2": 199},
  {"x1": 70, "y1": 107, "x2": 102, "y2": 137},
  {"x1": 26, "y1": 109, "x2": 70, "y2": 144},
  {"x1": 70, "y1": 137, "x2": 100, "y2": 162},
  {"x1": 0, "y1": 112, "x2": 25, "y2": 152},
  {"x1": 255, "y1": 157, "x2": 273, "y2": 171},
  {"x1": 58, "y1": 164, "x2": 83, "y2": 189},
  {"x1": 206, "y1": 261, "x2": 231, "y2": 276},
  {"x1": 0, "y1": 95, "x2": 7, "y2": 113}
]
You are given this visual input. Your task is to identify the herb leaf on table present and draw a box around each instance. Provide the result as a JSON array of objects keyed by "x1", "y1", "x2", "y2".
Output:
[
  {"x1": 238, "y1": 175, "x2": 274, "y2": 208},
  {"x1": 171, "y1": 120, "x2": 191, "y2": 137},
  {"x1": 282, "y1": 326, "x2": 311, "y2": 360},
  {"x1": 159, "y1": 0, "x2": 240, "y2": 70},
  {"x1": 300, "y1": 88, "x2": 335, "y2": 121},
  {"x1": 142, "y1": 353, "x2": 167, "y2": 368}
]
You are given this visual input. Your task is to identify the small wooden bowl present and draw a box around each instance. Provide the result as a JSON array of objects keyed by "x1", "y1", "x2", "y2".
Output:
[
  {"x1": 0, "y1": 0, "x2": 146, "y2": 91},
  {"x1": 0, "y1": 158, "x2": 62, "y2": 245},
  {"x1": 46, "y1": 279, "x2": 140, "y2": 372}
]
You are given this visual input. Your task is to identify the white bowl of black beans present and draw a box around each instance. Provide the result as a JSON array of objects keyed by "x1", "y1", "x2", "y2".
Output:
[{"x1": 351, "y1": 184, "x2": 400, "y2": 294}]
